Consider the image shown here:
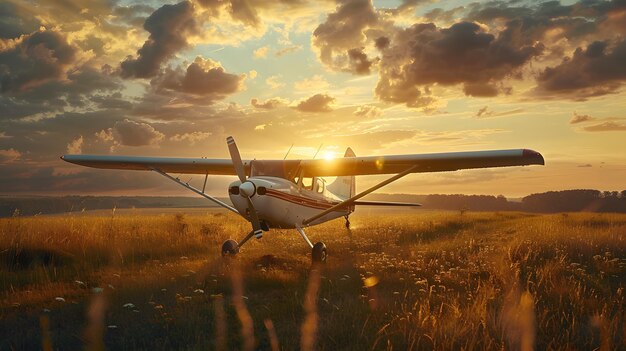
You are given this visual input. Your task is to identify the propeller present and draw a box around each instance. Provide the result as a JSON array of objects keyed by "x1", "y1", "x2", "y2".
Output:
[{"x1": 227, "y1": 136, "x2": 263, "y2": 239}]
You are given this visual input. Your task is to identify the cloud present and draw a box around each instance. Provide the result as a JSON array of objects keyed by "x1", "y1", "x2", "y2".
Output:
[
  {"x1": 251, "y1": 97, "x2": 288, "y2": 109},
  {"x1": 570, "y1": 112, "x2": 595, "y2": 124},
  {"x1": 265, "y1": 75, "x2": 285, "y2": 89},
  {"x1": 66, "y1": 136, "x2": 84, "y2": 154},
  {"x1": 230, "y1": 0, "x2": 261, "y2": 27},
  {"x1": 535, "y1": 39, "x2": 626, "y2": 99},
  {"x1": 150, "y1": 56, "x2": 244, "y2": 98},
  {"x1": 0, "y1": 148, "x2": 21, "y2": 163},
  {"x1": 375, "y1": 21, "x2": 542, "y2": 107},
  {"x1": 475, "y1": 106, "x2": 492, "y2": 118},
  {"x1": 275, "y1": 45, "x2": 302, "y2": 57},
  {"x1": 347, "y1": 47, "x2": 375, "y2": 75},
  {"x1": 312, "y1": 0, "x2": 379, "y2": 73},
  {"x1": 474, "y1": 106, "x2": 524, "y2": 119},
  {"x1": 169, "y1": 131, "x2": 211, "y2": 145},
  {"x1": 294, "y1": 93, "x2": 335, "y2": 113},
  {"x1": 253, "y1": 46, "x2": 269, "y2": 58},
  {"x1": 99, "y1": 119, "x2": 164, "y2": 147},
  {"x1": 582, "y1": 121, "x2": 626, "y2": 132},
  {"x1": 120, "y1": 1, "x2": 199, "y2": 79},
  {"x1": 294, "y1": 75, "x2": 330, "y2": 91},
  {"x1": 0, "y1": 30, "x2": 76, "y2": 93},
  {"x1": 354, "y1": 105, "x2": 382, "y2": 118},
  {"x1": 0, "y1": 2, "x2": 41, "y2": 39}
]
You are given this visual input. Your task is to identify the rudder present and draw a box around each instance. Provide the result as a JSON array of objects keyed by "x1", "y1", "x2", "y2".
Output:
[{"x1": 327, "y1": 147, "x2": 356, "y2": 200}]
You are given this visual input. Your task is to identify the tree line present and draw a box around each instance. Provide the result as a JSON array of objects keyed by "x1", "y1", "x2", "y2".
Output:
[{"x1": 1, "y1": 189, "x2": 625, "y2": 217}]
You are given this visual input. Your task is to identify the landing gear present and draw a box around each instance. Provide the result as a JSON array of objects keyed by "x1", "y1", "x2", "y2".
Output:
[
  {"x1": 312, "y1": 242, "x2": 327, "y2": 263},
  {"x1": 221, "y1": 239, "x2": 239, "y2": 256},
  {"x1": 221, "y1": 229, "x2": 258, "y2": 257},
  {"x1": 296, "y1": 226, "x2": 327, "y2": 264},
  {"x1": 344, "y1": 215, "x2": 350, "y2": 229}
]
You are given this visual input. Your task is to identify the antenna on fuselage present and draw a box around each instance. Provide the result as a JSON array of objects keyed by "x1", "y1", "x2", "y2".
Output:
[
  {"x1": 312, "y1": 143, "x2": 323, "y2": 159},
  {"x1": 283, "y1": 143, "x2": 294, "y2": 160}
]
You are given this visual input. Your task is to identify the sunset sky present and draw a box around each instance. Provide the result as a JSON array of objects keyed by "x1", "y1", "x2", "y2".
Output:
[{"x1": 1, "y1": 0, "x2": 625, "y2": 197}]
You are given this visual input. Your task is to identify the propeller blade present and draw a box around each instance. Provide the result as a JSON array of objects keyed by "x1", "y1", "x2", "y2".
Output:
[
  {"x1": 226, "y1": 136, "x2": 247, "y2": 183},
  {"x1": 245, "y1": 197, "x2": 263, "y2": 238}
]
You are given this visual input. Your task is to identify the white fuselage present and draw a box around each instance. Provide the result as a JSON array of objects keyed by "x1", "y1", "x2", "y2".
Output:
[{"x1": 228, "y1": 176, "x2": 349, "y2": 229}]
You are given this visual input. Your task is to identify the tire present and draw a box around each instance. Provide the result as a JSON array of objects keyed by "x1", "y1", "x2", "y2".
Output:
[
  {"x1": 221, "y1": 239, "x2": 239, "y2": 256},
  {"x1": 312, "y1": 242, "x2": 327, "y2": 263}
]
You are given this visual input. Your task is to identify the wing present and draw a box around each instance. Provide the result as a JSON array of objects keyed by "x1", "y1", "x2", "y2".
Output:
[
  {"x1": 61, "y1": 148, "x2": 543, "y2": 176},
  {"x1": 61, "y1": 155, "x2": 242, "y2": 175},
  {"x1": 297, "y1": 149, "x2": 544, "y2": 176}
]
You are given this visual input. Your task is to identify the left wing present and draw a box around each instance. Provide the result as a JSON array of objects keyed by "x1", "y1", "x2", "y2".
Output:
[{"x1": 61, "y1": 155, "x2": 242, "y2": 175}]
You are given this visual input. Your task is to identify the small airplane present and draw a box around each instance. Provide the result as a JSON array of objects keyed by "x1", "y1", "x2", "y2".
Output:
[{"x1": 61, "y1": 137, "x2": 544, "y2": 263}]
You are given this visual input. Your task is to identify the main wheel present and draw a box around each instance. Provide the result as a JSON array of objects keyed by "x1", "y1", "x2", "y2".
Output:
[
  {"x1": 312, "y1": 242, "x2": 327, "y2": 263},
  {"x1": 221, "y1": 239, "x2": 239, "y2": 256}
]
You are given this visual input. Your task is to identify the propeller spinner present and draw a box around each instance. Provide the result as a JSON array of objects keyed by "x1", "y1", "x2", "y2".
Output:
[{"x1": 226, "y1": 136, "x2": 263, "y2": 239}]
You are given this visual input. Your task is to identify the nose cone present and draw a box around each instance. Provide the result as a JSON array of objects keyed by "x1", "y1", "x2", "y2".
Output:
[{"x1": 239, "y1": 181, "x2": 256, "y2": 197}]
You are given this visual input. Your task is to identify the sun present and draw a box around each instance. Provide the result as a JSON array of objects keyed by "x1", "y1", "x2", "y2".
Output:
[{"x1": 323, "y1": 151, "x2": 336, "y2": 160}]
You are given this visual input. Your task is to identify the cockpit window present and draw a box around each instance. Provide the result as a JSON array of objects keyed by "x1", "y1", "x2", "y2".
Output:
[
  {"x1": 301, "y1": 177, "x2": 313, "y2": 190},
  {"x1": 315, "y1": 178, "x2": 324, "y2": 194}
]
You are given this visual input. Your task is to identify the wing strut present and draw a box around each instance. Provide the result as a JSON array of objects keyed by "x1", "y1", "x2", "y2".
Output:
[
  {"x1": 302, "y1": 165, "x2": 418, "y2": 225},
  {"x1": 152, "y1": 168, "x2": 239, "y2": 215}
]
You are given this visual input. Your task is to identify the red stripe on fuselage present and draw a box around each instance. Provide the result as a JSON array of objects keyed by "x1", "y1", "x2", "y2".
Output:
[{"x1": 264, "y1": 189, "x2": 340, "y2": 210}]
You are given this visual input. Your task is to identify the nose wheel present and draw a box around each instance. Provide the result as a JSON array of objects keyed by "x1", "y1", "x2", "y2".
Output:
[
  {"x1": 221, "y1": 239, "x2": 239, "y2": 256},
  {"x1": 296, "y1": 225, "x2": 327, "y2": 263},
  {"x1": 312, "y1": 242, "x2": 327, "y2": 263}
]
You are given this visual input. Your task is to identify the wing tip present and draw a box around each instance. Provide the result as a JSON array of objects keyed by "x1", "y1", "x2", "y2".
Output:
[{"x1": 523, "y1": 149, "x2": 545, "y2": 165}]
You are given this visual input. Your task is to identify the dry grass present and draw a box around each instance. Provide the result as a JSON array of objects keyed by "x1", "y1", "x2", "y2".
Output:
[{"x1": 0, "y1": 210, "x2": 624, "y2": 350}]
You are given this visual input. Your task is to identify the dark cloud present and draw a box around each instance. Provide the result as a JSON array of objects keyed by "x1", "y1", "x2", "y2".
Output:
[
  {"x1": 0, "y1": 2, "x2": 41, "y2": 39},
  {"x1": 294, "y1": 93, "x2": 335, "y2": 113},
  {"x1": 465, "y1": 0, "x2": 626, "y2": 45},
  {"x1": 570, "y1": 112, "x2": 595, "y2": 124},
  {"x1": 0, "y1": 66, "x2": 122, "y2": 120},
  {"x1": 535, "y1": 39, "x2": 626, "y2": 99},
  {"x1": 312, "y1": 0, "x2": 379, "y2": 72},
  {"x1": 582, "y1": 121, "x2": 626, "y2": 132},
  {"x1": 230, "y1": 0, "x2": 261, "y2": 27},
  {"x1": 375, "y1": 21, "x2": 542, "y2": 107},
  {"x1": 150, "y1": 56, "x2": 244, "y2": 99},
  {"x1": 120, "y1": 1, "x2": 198, "y2": 79},
  {"x1": 463, "y1": 82, "x2": 500, "y2": 97},
  {"x1": 100, "y1": 119, "x2": 165, "y2": 147},
  {"x1": 251, "y1": 98, "x2": 287, "y2": 109},
  {"x1": 347, "y1": 47, "x2": 374, "y2": 75},
  {"x1": 0, "y1": 30, "x2": 76, "y2": 93},
  {"x1": 374, "y1": 36, "x2": 389, "y2": 50}
]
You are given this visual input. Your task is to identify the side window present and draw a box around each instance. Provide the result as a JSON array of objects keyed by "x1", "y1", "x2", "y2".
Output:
[
  {"x1": 316, "y1": 178, "x2": 324, "y2": 194},
  {"x1": 301, "y1": 177, "x2": 313, "y2": 190}
]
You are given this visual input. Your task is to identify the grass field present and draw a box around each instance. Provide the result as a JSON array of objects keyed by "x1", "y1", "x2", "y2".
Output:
[{"x1": 1, "y1": 210, "x2": 624, "y2": 350}]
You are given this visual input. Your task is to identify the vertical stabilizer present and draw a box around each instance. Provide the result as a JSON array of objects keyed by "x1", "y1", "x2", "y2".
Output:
[{"x1": 327, "y1": 147, "x2": 356, "y2": 201}]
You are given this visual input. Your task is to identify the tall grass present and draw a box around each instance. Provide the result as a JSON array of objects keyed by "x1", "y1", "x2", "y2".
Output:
[{"x1": 0, "y1": 211, "x2": 624, "y2": 350}]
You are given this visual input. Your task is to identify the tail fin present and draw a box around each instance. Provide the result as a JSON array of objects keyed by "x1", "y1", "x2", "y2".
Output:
[{"x1": 327, "y1": 147, "x2": 356, "y2": 200}]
